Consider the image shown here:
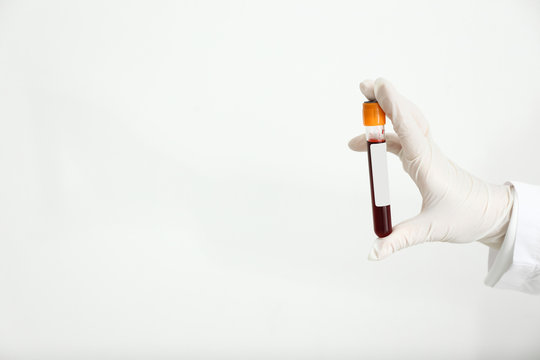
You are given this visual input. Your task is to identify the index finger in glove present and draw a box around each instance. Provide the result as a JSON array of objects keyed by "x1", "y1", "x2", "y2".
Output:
[{"x1": 360, "y1": 78, "x2": 430, "y2": 160}]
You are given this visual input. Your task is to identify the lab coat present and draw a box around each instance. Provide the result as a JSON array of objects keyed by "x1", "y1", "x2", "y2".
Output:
[{"x1": 485, "y1": 182, "x2": 540, "y2": 294}]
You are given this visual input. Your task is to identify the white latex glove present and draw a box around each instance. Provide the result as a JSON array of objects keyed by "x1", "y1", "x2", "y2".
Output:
[{"x1": 349, "y1": 78, "x2": 514, "y2": 260}]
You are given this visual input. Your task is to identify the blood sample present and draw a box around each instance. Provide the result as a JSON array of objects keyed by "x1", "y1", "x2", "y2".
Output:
[{"x1": 363, "y1": 101, "x2": 392, "y2": 237}]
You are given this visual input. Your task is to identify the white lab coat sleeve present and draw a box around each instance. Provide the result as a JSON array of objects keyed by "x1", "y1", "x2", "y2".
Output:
[{"x1": 484, "y1": 182, "x2": 540, "y2": 294}]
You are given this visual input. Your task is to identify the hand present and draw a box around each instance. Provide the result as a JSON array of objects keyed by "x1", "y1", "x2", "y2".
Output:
[{"x1": 349, "y1": 78, "x2": 514, "y2": 260}]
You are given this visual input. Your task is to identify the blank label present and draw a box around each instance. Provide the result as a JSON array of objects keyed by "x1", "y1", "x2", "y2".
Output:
[{"x1": 370, "y1": 143, "x2": 390, "y2": 207}]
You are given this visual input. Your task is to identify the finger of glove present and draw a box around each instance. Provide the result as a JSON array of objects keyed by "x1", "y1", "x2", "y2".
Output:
[
  {"x1": 348, "y1": 133, "x2": 402, "y2": 155},
  {"x1": 374, "y1": 78, "x2": 428, "y2": 159},
  {"x1": 360, "y1": 78, "x2": 430, "y2": 138},
  {"x1": 368, "y1": 215, "x2": 432, "y2": 260},
  {"x1": 405, "y1": 97, "x2": 430, "y2": 138},
  {"x1": 359, "y1": 79, "x2": 375, "y2": 100}
]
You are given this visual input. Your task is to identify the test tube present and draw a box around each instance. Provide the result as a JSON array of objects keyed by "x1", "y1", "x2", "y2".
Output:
[{"x1": 363, "y1": 100, "x2": 392, "y2": 237}]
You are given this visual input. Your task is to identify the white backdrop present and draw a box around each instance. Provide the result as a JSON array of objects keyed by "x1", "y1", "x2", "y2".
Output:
[{"x1": 1, "y1": 1, "x2": 540, "y2": 359}]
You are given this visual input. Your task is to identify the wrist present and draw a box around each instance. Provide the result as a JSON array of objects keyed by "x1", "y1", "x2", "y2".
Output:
[{"x1": 479, "y1": 183, "x2": 515, "y2": 249}]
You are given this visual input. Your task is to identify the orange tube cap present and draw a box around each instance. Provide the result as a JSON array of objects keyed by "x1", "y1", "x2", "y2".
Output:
[{"x1": 363, "y1": 101, "x2": 386, "y2": 126}]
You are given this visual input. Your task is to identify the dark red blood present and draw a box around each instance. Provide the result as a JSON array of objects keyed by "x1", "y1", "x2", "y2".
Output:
[{"x1": 367, "y1": 140, "x2": 392, "y2": 238}]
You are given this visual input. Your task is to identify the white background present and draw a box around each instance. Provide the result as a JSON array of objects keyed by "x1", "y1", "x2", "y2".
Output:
[{"x1": 1, "y1": 1, "x2": 540, "y2": 359}]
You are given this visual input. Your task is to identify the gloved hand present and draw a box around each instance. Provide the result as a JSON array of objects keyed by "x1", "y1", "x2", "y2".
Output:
[{"x1": 349, "y1": 78, "x2": 514, "y2": 260}]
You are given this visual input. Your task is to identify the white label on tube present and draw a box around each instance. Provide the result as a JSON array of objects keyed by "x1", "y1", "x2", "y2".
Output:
[{"x1": 370, "y1": 143, "x2": 390, "y2": 207}]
